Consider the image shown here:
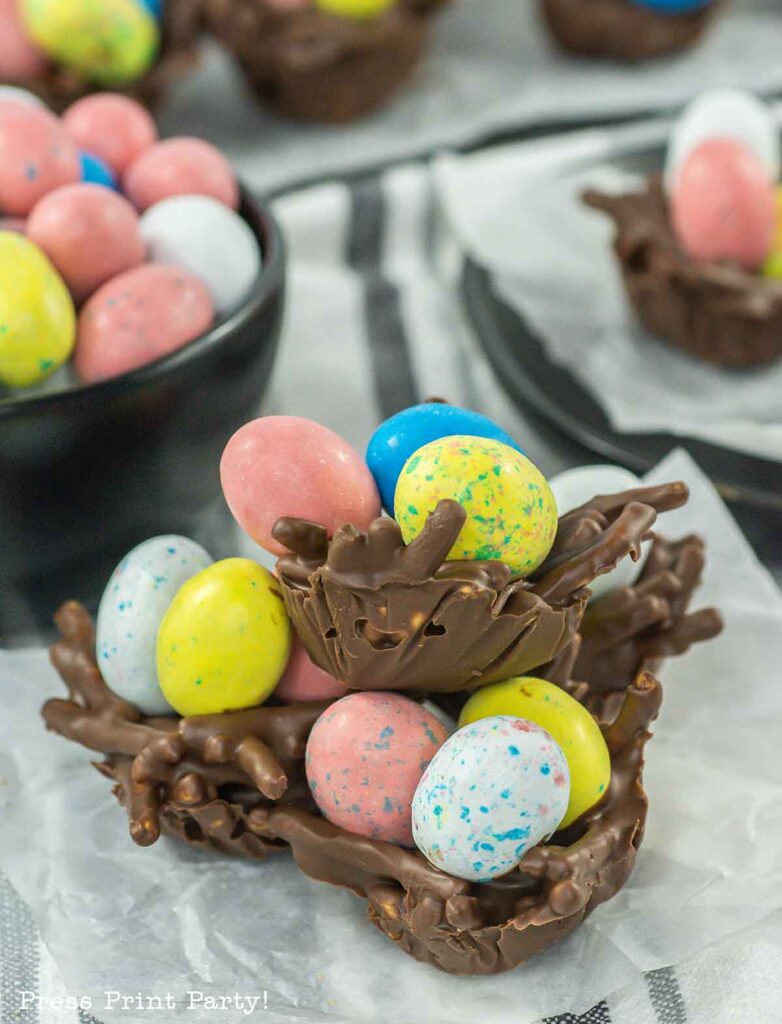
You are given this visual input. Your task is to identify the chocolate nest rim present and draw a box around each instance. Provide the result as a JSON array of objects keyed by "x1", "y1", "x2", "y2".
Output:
[
  {"x1": 585, "y1": 178, "x2": 782, "y2": 368},
  {"x1": 204, "y1": 0, "x2": 451, "y2": 123},
  {"x1": 42, "y1": 483, "x2": 722, "y2": 975},
  {"x1": 19, "y1": 0, "x2": 204, "y2": 114},
  {"x1": 540, "y1": 0, "x2": 717, "y2": 62}
]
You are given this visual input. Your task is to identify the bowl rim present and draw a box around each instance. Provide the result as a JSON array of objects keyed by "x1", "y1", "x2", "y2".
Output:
[{"x1": 0, "y1": 183, "x2": 285, "y2": 418}]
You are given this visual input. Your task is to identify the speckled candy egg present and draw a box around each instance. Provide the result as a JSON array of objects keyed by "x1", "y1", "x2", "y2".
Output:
[
  {"x1": 671, "y1": 139, "x2": 775, "y2": 271},
  {"x1": 274, "y1": 638, "x2": 346, "y2": 703},
  {"x1": 395, "y1": 435, "x2": 557, "y2": 577},
  {"x1": 305, "y1": 692, "x2": 449, "y2": 846},
  {"x1": 412, "y1": 716, "x2": 570, "y2": 882},
  {"x1": 140, "y1": 195, "x2": 260, "y2": 315},
  {"x1": 0, "y1": 0, "x2": 48, "y2": 81},
  {"x1": 631, "y1": 0, "x2": 710, "y2": 10},
  {"x1": 315, "y1": 0, "x2": 395, "y2": 17},
  {"x1": 220, "y1": 416, "x2": 381, "y2": 555},
  {"x1": 0, "y1": 232, "x2": 75, "y2": 387},
  {"x1": 63, "y1": 94, "x2": 158, "y2": 175},
  {"x1": 95, "y1": 535, "x2": 213, "y2": 716},
  {"x1": 123, "y1": 138, "x2": 239, "y2": 212},
  {"x1": 0, "y1": 104, "x2": 80, "y2": 216},
  {"x1": 27, "y1": 184, "x2": 145, "y2": 303},
  {"x1": 366, "y1": 403, "x2": 523, "y2": 514},
  {"x1": 74, "y1": 264, "x2": 214, "y2": 382},
  {"x1": 21, "y1": 0, "x2": 159, "y2": 86},
  {"x1": 665, "y1": 89, "x2": 780, "y2": 192},
  {"x1": 157, "y1": 558, "x2": 292, "y2": 717},
  {"x1": 459, "y1": 678, "x2": 610, "y2": 829},
  {"x1": 549, "y1": 465, "x2": 650, "y2": 599}
]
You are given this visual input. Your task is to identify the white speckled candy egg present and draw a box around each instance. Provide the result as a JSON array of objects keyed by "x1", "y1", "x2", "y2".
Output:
[
  {"x1": 140, "y1": 195, "x2": 261, "y2": 316},
  {"x1": 665, "y1": 89, "x2": 780, "y2": 192},
  {"x1": 549, "y1": 465, "x2": 650, "y2": 600},
  {"x1": 96, "y1": 535, "x2": 213, "y2": 715},
  {"x1": 412, "y1": 716, "x2": 570, "y2": 882}
]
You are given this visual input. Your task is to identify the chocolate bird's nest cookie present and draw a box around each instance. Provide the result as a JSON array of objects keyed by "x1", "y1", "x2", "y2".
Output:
[
  {"x1": 540, "y1": 0, "x2": 716, "y2": 61},
  {"x1": 204, "y1": 0, "x2": 451, "y2": 123},
  {"x1": 23, "y1": 0, "x2": 204, "y2": 113},
  {"x1": 585, "y1": 179, "x2": 782, "y2": 367},
  {"x1": 42, "y1": 482, "x2": 721, "y2": 975}
]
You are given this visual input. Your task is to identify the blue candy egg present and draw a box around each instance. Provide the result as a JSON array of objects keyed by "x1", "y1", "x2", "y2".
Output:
[
  {"x1": 137, "y1": 0, "x2": 164, "y2": 17},
  {"x1": 79, "y1": 151, "x2": 118, "y2": 191},
  {"x1": 630, "y1": 0, "x2": 711, "y2": 12},
  {"x1": 366, "y1": 403, "x2": 523, "y2": 513}
]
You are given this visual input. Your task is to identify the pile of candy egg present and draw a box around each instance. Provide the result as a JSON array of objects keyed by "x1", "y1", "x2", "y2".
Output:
[
  {"x1": 0, "y1": 89, "x2": 261, "y2": 391},
  {"x1": 0, "y1": 0, "x2": 164, "y2": 90},
  {"x1": 665, "y1": 89, "x2": 782, "y2": 277},
  {"x1": 94, "y1": 402, "x2": 650, "y2": 882}
]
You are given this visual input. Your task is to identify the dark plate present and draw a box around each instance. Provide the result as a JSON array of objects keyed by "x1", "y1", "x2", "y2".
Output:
[
  {"x1": 462, "y1": 259, "x2": 782, "y2": 563},
  {"x1": 0, "y1": 187, "x2": 285, "y2": 641}
]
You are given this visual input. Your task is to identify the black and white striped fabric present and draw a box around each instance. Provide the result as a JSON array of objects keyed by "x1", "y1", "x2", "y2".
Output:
[{"x1": 0, "y1": 165, "x2": 774, "y2": 1024}]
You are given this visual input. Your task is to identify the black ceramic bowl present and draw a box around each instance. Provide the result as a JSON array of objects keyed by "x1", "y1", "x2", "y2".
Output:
[{"x1": 0, "y1": 188, "x2": 285, "y2": 641}]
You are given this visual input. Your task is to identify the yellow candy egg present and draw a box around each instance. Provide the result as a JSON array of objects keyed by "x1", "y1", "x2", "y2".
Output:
[
  {"x1": 762, "y1": 186, "x2": 782, "y2": 278},
  {"x1": 315, "y1": 0, "x2": 395, "y2": 18},
  {"x1": 22, "y1": 0, "x2": 159, "y2": 86},
  {"x1": 0, "y1": 232, "x2": 75, "y2": 388},
  {"x1": 157, "y1": 558, "x2": 292, "y2": 717},
  {"x1": 394, "y1": 435, "x2": 558, "y2": 577},
  {"x1": 459, "y1": 676, "x2": 610, "y2": 829}
]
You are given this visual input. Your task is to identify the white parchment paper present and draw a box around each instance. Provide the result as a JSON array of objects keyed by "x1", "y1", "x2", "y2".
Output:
[
  {"x1": 434, "y1": 116, "x2": 782, "y2": 462},
  {"x1": 157, "y1": 0, "x2": 782, "y2": 196},
  {"x1": 0, "y1": 450, "x2": 780, "y2": 1024}
]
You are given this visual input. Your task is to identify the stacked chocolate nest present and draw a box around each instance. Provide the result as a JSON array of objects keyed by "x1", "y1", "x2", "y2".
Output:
[
  {"x1": 22, "y1": 1, "x2": 204, "y2": 113},
  {"x1": 585, "y1": 180, "x2": 782, "y2": 367},
  {"x1": 44, "y1": 479, "x2": 721, "y2": 975},
  {"x1": 540, "y1": 0, "x2": 717, "y2": 61},
  {"x1": 205, "y1": 0, "x2": 451, "y2": 122}
]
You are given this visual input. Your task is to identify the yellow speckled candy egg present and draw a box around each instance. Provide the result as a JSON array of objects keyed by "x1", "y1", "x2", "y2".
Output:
[
  {"x1": 762, "y1": 185, "x2": 782, "y2": 279},
  {"x1": 459, "y1": 676, "x2": 610, "y2": 829},
  {"x1": 394, "y1": 435, "x2": 558, "y2": 577},
  {"x1": 157, "y1": 558, "x2": 292, "y2": 717},
  {"x1": 21, "y1": 0, "x2": 159, "y2": 86},
  {"x1": 0, "y1": 232, "x2": 75, "y2": 388},
  {"x1": 315, "y1": 0, "x2": 395, "y2": 18}
]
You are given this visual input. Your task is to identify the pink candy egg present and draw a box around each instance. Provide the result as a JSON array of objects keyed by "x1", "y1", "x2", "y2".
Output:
[
  {"x1": 220, "y1": 416, "x2": 382, "y2": 555},
  {"x1": 123, "y1": 138, "x2": 239, "y2": 212},
  {"x1": 671, "y1": 138, "x2": 776, "y2": 271},
  {"x1": 275, "y1": 639, "x2": 346, "y2": 703},
  {"x1": 0, "y1": 105, "x2": 80, "y2": 216},
  {"x1": 27, "y1": 183, "x2": 145, "y2": 304},
  {"x1": 74, "y1": 264, "x2": 214, "y2": 383},
  {"x1": 305, "y1": 692, "x2": 449, "y2": 846},
  {"x1": 0, "y1": 0, "x2": 48, "y2": 81},
  {"x1": 63, "y1": 94, "x2": 157, "y2": 175}
]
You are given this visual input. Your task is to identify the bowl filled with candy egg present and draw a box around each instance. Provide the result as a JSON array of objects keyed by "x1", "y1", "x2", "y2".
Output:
[
  {"x1": 540, "y1": 0, "x2": 718, "y2": 62},
  {"x1": 585, "y1": 89, "x2": 782, "y2": 368},
  {"x1": 204, "y1": 0, "x2": 452, "y2": 124},
  {"x1": 0, "y1": 0, "x2": 203, "y2": 112},
  {"x1": 42, "y1": 402, "x2": 722, "y2": 975},
  {"x1": 0, "y1": 90, "x2": 284, "y2": 636}
]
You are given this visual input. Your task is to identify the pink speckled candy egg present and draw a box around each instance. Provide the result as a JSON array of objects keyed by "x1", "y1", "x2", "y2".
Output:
[
  {"x1": 0, "y1": 0, "x2": 48, "y2": 81},
  {"x1": 671, "y1": 138, "x2": 776, "y2": 271},
  {"x1": 305, "y1": 692, "x2": 449, "y2": 846},
  {"x1": 0, "y1": 105, "x2": 80, "y2": 216},
  {"x1": 74, "y1": 264, "x2": 214, "y2": 383},
  {"x1": 62, "y1": 93, "x2": 157, "y2": 175},
  {"x1": 123, "y1": 137, "x2": 239, "y2": 212},
  {"x1": 220, "y1": 416, "x2": 381, "y2": 555},
  {"x1": 275, "y1": 638, "x2": 346, "y2": 703},
  {"x1": 27, "y1": 183, "x2": 145, "y2": 303}
]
